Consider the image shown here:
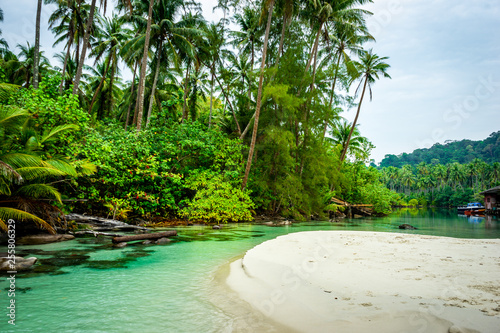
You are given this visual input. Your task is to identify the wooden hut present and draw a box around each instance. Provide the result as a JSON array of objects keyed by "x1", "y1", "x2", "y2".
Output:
[{"x1": 480, "y1": 186, "x2": 500, "y2": 216}]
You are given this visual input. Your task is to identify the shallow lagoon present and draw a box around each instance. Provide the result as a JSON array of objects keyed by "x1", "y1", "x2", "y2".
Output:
[{"x1": 1, "y1": 209, "x2": 498, "y2": 332}]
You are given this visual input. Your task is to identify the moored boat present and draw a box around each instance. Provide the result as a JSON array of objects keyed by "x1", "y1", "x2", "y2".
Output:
[{"x1": 457, "y1": 202, "x2": 485, "y2": 215}]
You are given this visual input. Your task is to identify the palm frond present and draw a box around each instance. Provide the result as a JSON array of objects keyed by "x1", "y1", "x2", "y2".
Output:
[
  {"x1": 0, "y1": 83, "x2": 21, "y2": 103},
  {"x1": 0, "y1": 207, "x2": 55, "y2": 234},
  {"x1": 16, "y1": 183, "x2": 62, "y2": 203},
  {"x1": 16, "y1": 166, "x2": 68, "y2": 180},
  {"x1": 46, "y1": 158, "x2": 78, "y2": 177},
  {"x1": 1, "y1": 153, "x2": 43, "y2": 168},
  {"x1": 0, "y1": 160, "x2": 23, "y2": 183},
  {"x1": 41, "y1": 124, "x2": 80, "y2": 144}
]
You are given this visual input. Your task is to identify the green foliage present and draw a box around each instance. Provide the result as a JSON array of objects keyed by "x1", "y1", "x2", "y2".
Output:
[
  {"x1": 180, "y1": 171, "x2": 254, "y2": 223},
  {"x1": 408, "y1": 198, "x2": 419, "y2": 207},
  {"x1": 70, "y1": 121, "x2": 247, "y2": 220},
  {"x1": 380, "y1": 131, "x2": 500, "y2": 167}
]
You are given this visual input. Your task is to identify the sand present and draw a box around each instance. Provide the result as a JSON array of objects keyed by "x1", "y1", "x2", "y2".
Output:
[{"x1": 226, "y1": 231, "x2": 500, "y2": 333}]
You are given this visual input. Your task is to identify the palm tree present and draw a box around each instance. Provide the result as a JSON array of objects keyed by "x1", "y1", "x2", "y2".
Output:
[
  {"x1": 33, "y1": 0, "x2": 43, "y2": 89},
  {"x1": 0, "y1": 7, "x2": 8, "y2": 55},
  {"x1": 320, "y1": 23, "x2": 373, "y2": 139},
  {"x1": 88, "y1": 14, "x2": 130, "y2": 114},
  {"x1": 327, "y1": 119, "x2": 368, "y2": 160},
  {"x1": 339, "y1": 49, "x2": 390, "y2": 162},
  {"x1": 72, "y1": 0, "x2": 100, "y2": 95},
  {"x1": 47, "y1": 0, "x2": 92, "y2": 94},
  {"x1": 241, "y1": 0, "x2": 275, "y2": 191},
  {"x1": 135, "y1": 0, "x2": 155, "y2": 132},
  {"x1": 16, "y1": 42, "x2": 50, "y2": 88}
]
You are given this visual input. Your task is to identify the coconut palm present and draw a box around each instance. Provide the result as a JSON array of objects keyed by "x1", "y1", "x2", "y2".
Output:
[
  {"x1": 33, "y1": 0, "x2": 43, "y2": 89},
  {"x1": 327, "y1": 119, "x2": 369, "y2": 160},
  {"x1": 15, "y1": 42, "x2": 50, "y2": 88},
  {"x1": 241, "y1": 0, "x2": 276, "y2": 191},
  {"x1": 339, "y1": 49, "x2": 390, "y2": 162},
  {"x1": 88, "y1": 14, "x2": 130, "y2": 114}
]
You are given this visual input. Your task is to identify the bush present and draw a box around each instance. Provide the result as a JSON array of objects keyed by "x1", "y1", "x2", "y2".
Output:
[{"x1": 180, "y1": 171, "x2": 254, "y2": 223}]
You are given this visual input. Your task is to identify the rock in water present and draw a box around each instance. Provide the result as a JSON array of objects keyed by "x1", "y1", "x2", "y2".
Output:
[
  {"x1": 399, "y1": 224, "x2": 418, "y2": 230},
  {"x1": 155, "y1": 237, "x2": 171, "y2": 245},
  {"x1": 212, "y1": 225, "x2": 222, "y2": 229},
  {"x1": 0, "y1": 256, "x2": 38, "y2": 271},
  {"x1": 17, "y1": 234, "x2": 75, "y2": 245},
  {"x1": 113, "y1": 242, "x2": 128, "y2": 248}
]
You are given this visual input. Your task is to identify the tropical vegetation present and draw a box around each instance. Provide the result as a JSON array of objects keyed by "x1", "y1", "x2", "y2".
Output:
[{"x1": 0, "y1": 0, "x2": 402, "y2": 232}]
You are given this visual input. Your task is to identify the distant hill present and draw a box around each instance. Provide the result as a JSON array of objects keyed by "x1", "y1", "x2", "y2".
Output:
[{"x1": 379, "y1": 131, "x2": 500, "y2": 167}]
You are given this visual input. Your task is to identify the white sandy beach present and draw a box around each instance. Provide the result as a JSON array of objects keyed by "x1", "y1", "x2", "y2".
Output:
[{"x1": 226, "y1": 231, "x2": 500, "y2": 333}]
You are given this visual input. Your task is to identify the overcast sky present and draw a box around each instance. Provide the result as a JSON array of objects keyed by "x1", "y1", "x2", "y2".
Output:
[{"x1": 2, "y1": 0, "x2": 499, "y2": 163}]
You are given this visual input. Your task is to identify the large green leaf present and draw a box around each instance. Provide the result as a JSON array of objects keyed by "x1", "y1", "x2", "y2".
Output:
[
  {"x1": 16, "y1": 183, "x2": 62, "y2": 203},
  {"x1": 0, "y1": 207, "x2": 55, "y2": 234}
]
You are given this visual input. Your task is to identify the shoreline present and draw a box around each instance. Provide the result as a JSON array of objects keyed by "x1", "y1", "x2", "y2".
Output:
[{"x1": 225, "y1": 231, "x2": 500, "y2": 333}]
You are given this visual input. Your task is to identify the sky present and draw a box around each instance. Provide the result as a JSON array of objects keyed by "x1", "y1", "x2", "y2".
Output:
[{"x1": 1, "y1": 0, "x2": 499, "y2": 163}]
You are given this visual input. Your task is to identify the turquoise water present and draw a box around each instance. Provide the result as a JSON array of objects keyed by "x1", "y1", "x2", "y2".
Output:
[{"x1": 1, "y1": 209, "x2": 498, "y2": 332}]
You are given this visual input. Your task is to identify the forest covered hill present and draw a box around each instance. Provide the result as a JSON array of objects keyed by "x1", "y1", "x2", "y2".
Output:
[{"x1": 379, "y1": 131, "x2": 500, "y2": 168}]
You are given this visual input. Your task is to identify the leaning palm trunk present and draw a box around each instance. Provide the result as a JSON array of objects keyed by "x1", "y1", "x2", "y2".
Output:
[
  {"x1": 209, "y1": 67, "x2": 241, "y2": 134},
  {"x1": 135, "y1": 0, "x2": 154, "y2": 132},
  {"x1": 340, "y1": 75, "x2": 368, "y2": 162},
  {"x1": 124, "y1": 62, "x2": 136, "y2": 129},
  {"x1": 73, "y1": 0, "x2": 97, "y2": 95},
  {"x1": 88, "y1": 56, "x2": 112, "y2": 113},
  {"x1": 59, "y1": 33, "x2": 74, "y2": 95},
  {"x1": 241, "y1": 0, "x2": 275, "y2": 191},
  {"x1": 33, "y1": 0, "x2": 42, "y2": 89},
  {"x1": 146, "y1": 42, "x2": 162, "y2": 128},
  {"x1": 181, "y1": 61, "x2": 191, "y2": 122},
  {"x1": 208, "y1": 70, "x2": 215, "y2": 128},
  {"x1": 322, "y1": 51, "x2": 342, "y2": 141}
]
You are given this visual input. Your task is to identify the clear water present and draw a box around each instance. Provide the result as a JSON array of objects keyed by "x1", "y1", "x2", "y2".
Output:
[{"x1": 1, "y1": 209, "x2": 498, "y2": 332}]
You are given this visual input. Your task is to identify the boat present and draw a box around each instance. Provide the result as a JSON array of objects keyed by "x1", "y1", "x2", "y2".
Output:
[{"x1": 457, "y1": 202, "x2": 485, "y2": 215}]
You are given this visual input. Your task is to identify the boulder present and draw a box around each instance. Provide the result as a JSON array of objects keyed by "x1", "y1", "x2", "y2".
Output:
[
  {"x1": 17, "y1": 234, "x2": 75, "y2": 245},
  {"x1": 0, "y1": 256, "x2": 38, "y2": 271},
  {"x1": 398, "y1": 224, "x2": 418, "y2": 230},
  {"x1": 212, "y1": 225, "x2": 222, "y2": 229},
  {"x1": 155, "y1": 237, "x2": 171, "y2": 245},
  {"x1": 113, "y1": 242, "x2": 128, "y2": 248}
]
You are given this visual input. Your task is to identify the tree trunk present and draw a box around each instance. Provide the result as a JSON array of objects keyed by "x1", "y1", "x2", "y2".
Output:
[
  {"x1": 88, "y1": 56, "x2": 112, "y2": 113},
  {"x1": 241, "y1": 0, "x2": 275, "y2": 191},
  {"x1": 146, "y1": 41, "x2": 162, "y2": 128},
  {"x1": 108, "y1": 55, "x2": 116, "y2": 117},
  {"x1": 209, "y1": 70, "x2": 214, "y2": 128},
  {"x1": 322, "y1": 51, "x2": 342, "y2": 140},
  {"x1": 112, "y1": 231, "x2": 177, "y2": 243},
  {"x1": 33, "y1": 0, "x2": 42, "y2": 89},
  {"x1": 304, "y1": 23, "x2": 322, "y2": 74},
  {"x1": 59, "y1": 33, "x2": 74, "y2": 95},
  {"x1": 340, "y1": 75, "x2": 367, "y2": 163},
  {"x1": 239, "y1": 111, "x2": 255, "y2": 140},
  {"x1": 135, "y1": 0, "x2": 155, "y2": 132},
  {"x1": 212, "y1": 69, "x2": 241, "y2": 134},
  {"x1": 275, "y1": 14, "x2": 288, "y2": 68},
  {"x1": 73, "y1": 0, "x2": 97, "y2": 95},
  {"x1": 181, "y1": 61, "x2": 191, "y2": 122}
]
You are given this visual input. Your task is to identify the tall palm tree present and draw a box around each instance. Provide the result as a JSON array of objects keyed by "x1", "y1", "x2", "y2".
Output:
[
  {"x1": 88, "y1": 14, "x2": 130, "y2": 114},
  {"x1": 33, "y1": 0, "x2": 43, "y2": 89},
  {"x1": 0, "y1": 7, "x2": 8, "y2": 55},
  {"x1": 241, "y1": 0, "x2": 275, "y2": 191},
  {"x1": 339, "y1": 49, "x2": 390, "y2": 162},
  {"x1": 47, "y1": 0, "x2": 92, "y2": 94},
  {"x1": 16, "y1": 42, "x2": 50, "y2": 88},
  {"x1": 72, "y1": 0, "x2": 100, "y2": 95},
  {"x1": 135, "y1": 0, "x2": 155, "y2": 132}
]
